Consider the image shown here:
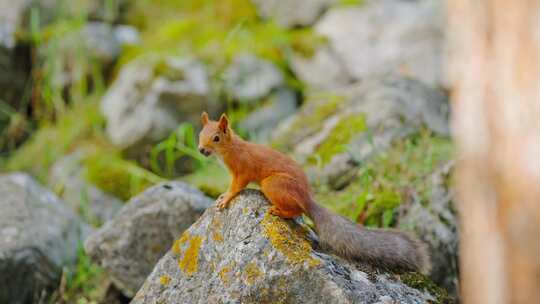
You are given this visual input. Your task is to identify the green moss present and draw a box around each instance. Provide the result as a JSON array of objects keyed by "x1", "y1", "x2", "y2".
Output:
[
  {"x1": 271, "y1": 95, "x2": 345, "y2": 151},
  {"x1": 182, "y1": 161, "x2": 230, "y2": 198},
  {"x1": 315, "y1": 113, "x2": 366, "y2": 165},
  {"x1": 315, "y1": 130, "x2": 453, "y2": 224},
  {"x1": 118, "y1": 0, "x2": 317, "y2": 74},
  {"x1": 5, "y1": 101, "x2": 104, "y2": 182},
  {"x1": 261, "y1": 212, "x2": 320, "y2": 267},
  {"x1": 84, "y1": 152, "x2": 164, "y2": 201},
  {"x1": 400, "y1": 272, "x2": 454, "y2": 304}
]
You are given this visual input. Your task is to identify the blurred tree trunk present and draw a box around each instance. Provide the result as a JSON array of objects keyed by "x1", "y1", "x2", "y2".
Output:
[{"x1": 447, "y1": 1, "x2": 540, "y2": 303}]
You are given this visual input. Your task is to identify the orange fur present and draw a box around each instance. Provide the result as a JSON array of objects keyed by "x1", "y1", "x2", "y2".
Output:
[{"x1": 198, "y1": 112, "x2": 309, "y2": 215}]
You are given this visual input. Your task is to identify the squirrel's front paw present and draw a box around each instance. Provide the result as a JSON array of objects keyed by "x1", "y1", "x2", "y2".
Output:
[{"x1": 216, "y1": 194, "x2": 230, "y2": 210}]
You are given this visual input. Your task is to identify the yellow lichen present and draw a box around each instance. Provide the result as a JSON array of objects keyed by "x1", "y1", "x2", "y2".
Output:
[
  {"x1": 243, "y1": 262, "x2": 263, "y2": 285},
  {"x1": 219, "y1": 264, "x2": 233, "y2": 287},
  {"x1": 178, "y1": 235, "x2": 204, "y2": 276},
  {"x1": 261, "y1": 212, "x2": 320, "y2": 267},
  {"x1": 159, "y1": 275, "x2": 171, "y2": 286},
  {"x1": 171, "y1": 231, "x2": 191, "y2": 255}
]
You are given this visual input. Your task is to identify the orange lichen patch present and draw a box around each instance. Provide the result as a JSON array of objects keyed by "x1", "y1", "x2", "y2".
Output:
[
  {"x1": 243, "y1": 262, "x2": 263, "y2": 285},
  {"x1": 261, "y1": 212, "x2": 320, "y2": 267},
  {"x1": 159, "y1": 275, "x2": 171, "y2": 286},
  {"x1": 178, "y1": 235, "x2": 204, "y2": 276}
]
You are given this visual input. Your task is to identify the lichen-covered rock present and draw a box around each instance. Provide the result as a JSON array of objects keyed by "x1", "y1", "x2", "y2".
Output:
[
  {"x1": 0, "y1": 173, "x2": 89, "y2": 304},
  {"x1": 131, "y1": 190, "x2": 448, "y2": 304},
  {"x1": 48, "y1": 150, "x2": 123, "y2": 226},
  {"x1": 224, "y1": 54, "x2": 284, "y2": 102},
  {"x1": 293, "y1": 0, "x2": 446, "y2": 89},
  {"x1": 272, "y1": 75, "x2": 449, "y2": 180},
  {"x1": 101, "y1": 55, "x2": 218, "y2": 148},
  {"x1": 85, "y1": 181, "x2": 213, "y2": 297},
  {"x1": 252, "y1": 0, "x2": 336, "y2": 28}
]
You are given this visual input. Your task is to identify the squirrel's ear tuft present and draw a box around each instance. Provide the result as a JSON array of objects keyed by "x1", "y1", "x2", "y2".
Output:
[
  {"x1": 201, "y1": 111, "x2": 209, "y2": 125},
  {"x1": 218, "y1": 113, "x2": 229, "y2": 132}
]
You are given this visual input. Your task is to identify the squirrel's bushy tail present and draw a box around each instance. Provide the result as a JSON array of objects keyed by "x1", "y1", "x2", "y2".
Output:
[{"x1": 306, "y1": 199, "x2": 431, "y2": 274}]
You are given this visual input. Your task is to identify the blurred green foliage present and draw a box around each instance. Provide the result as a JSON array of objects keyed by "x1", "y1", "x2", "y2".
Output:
[{"x1": 316, "y1": 130, "x2": 452, "y2": 227}]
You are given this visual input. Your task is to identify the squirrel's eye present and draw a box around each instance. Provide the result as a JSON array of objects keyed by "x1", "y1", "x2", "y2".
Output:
[{"x1": 213, "y1": 135, "x2": 220, "y2": 142}]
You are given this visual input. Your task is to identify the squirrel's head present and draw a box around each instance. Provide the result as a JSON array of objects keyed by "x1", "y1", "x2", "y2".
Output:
[{"x1": 198, "y1": 112, "x2": 233, "y2": 157}]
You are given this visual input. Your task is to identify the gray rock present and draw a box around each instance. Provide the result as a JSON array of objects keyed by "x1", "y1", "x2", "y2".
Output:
[
  {"x1": 0, "y1": 173, "x2": 89, "y2": 304},
  {"x1": 290, "y1": 45, "x2": 352, "y2": 90},
  {"x1": 101, "y1": 55, "x2": 217, "y2": 148},
  {"x1": 273, "y1": 75, "x2": 449, "y2": 166},
  {"x1": 239, "y1": 87, "x2": 297, "y2": 142},
  {"x1": 85, "y1": 181, "x2": 213, "y2": 297},
  {"x1": 398, "y1": 161, "x2": 458, "y2": 297},
  {"x1": 224, "y1": 54, "x2": 284, "y2": 102},
  {"x1": 295, "y1": 0, "x2": 446, "y2": 89},
  {"x1": 48, "y1": 150, "x2": 123, "y2": 226},
  {"x1": 252, "y1": 0, "x2": 337, "y2": 27},
  {"x1": 131, "y1": 190, "x2": 444, "y2": 304}
]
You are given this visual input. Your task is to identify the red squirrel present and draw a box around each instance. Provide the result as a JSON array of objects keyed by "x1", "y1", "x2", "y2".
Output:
[{"x1": 198, "y1": 112, "x2": 430, "y2": 273}]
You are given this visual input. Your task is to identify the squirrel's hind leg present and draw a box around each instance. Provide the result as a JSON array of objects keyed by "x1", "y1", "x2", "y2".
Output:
[{"x1": 261, "y1": 174, "x2": 306, "y2": 218}]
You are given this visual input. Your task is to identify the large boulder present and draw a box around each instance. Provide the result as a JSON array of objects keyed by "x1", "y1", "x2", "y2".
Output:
[
  {"x1": 0, "y1": 173, "x2": 89, "y2": 304},
  {"x1": 85, "y1": 181, "x2": 213, "y2": 297},
  {"x1": 132, "y1": 190, "x2": 449, "y2": 304},
  {"x1": 252, "y1": 0, "x2": 336, "y2": 28},
  {"x1": 101, "y1": 55, "x2": 218, "y2": 148},
  {"x1": 292, "y1": 0, "x2": 446, "y2": 89},
  {"x1": 48, "y1": 150, "x2": 123, "y2": 226}
]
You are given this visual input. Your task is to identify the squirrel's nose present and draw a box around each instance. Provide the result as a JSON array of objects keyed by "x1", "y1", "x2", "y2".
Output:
[{"x1": 199, "y1": 147, "x2": 210, "y2": 156}]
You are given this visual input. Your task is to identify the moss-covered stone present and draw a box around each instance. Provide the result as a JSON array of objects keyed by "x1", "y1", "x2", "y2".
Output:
[
  {"x1": 315, "y1": 131, "x2": 453, "y2": 224},
  {"x1": 314, "y1": 113, "x2": 366, "y2": 165},
  {"x1": 400, "y1": 272, "x2": 454, "y2": 304},
  {"x1": 271, "y1": 94, "x2": 345, "y2": 151},
  {"x1": 84, "y1": 152, "x2": 164, "y2": 201}
]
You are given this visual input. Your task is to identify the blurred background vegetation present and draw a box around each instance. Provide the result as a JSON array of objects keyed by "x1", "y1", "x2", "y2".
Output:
[{"x1": 0, "y1": 0, "x2": 454, "y2": 302}]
